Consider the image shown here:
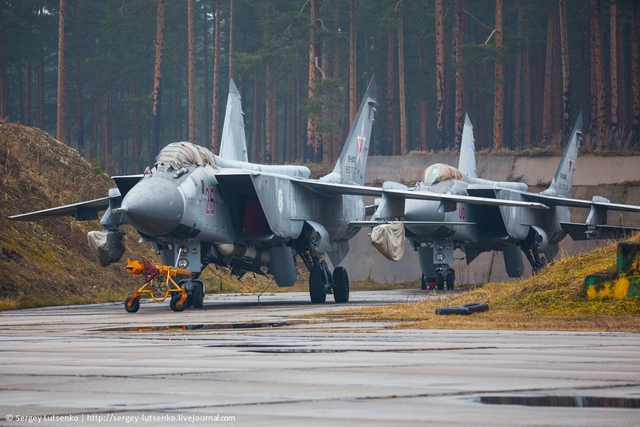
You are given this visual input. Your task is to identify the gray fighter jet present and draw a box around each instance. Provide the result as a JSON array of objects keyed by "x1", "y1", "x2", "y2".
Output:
[
  {"x1": 9, "y1": 78, "x2": 379, "y2": 311},
  {"x1": 352, "y1": 113, "x2": 640, "y2": 290}
]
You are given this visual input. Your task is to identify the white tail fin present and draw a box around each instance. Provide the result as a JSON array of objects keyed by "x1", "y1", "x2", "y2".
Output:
[
  {"x1": 218, "y1": 79, "x2": 248, "y2": 162},
  {"x1": 544, "y1": 112, "x2": 582, "y2": 198},
  {"x1": 321, "y1": 76, "x2": 377, "y2": 185},
  {"x1": 458, "y1": 113, "x2": 477, "y2": 179}
]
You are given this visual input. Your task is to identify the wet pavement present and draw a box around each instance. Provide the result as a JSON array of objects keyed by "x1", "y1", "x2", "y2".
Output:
[{"x1": 0, "y1": 290, "x2": 638, "y2": 426}]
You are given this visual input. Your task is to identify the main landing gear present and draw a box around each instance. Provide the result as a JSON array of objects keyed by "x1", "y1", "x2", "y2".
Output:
[
  {"x1": 307, "y1": 259, "x2": 350, "y2": 304},
  {"x1": 420, "y1": 269, "x2": 455, "y2": 291},
  {"x1": 435, "y1": 267, "x2": 455, "y2": 291},
  {"x1": 123, "y1": 258, "x2": 204, "y2": 313}
]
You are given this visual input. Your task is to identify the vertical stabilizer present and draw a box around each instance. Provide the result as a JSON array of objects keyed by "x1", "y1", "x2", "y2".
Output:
[
  {"x1": 218, "y1": 79, "x2": 248, "y2": 162},
  {"x1": 320, "y1": 76, "x2": 377, "y2": 185},
  {"x1": 543, "y1": 112, "x2": 582, "y2": 198},
  {"x1": 458, "y1": 113, "x2": 477, "y2": 179}
]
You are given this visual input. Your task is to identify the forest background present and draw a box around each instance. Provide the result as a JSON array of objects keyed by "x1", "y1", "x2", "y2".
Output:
[{"x1": 0, "y1": 0, "x2": 638, "y2": 176}]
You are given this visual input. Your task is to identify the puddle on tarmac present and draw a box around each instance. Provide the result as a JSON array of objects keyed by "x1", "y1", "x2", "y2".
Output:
[
  {"x1": 479, "y1": 395, "x2": 640, "y2": 409},
  {"x1": 98, "y1": 321, "x2": 295, "y2": 332}
]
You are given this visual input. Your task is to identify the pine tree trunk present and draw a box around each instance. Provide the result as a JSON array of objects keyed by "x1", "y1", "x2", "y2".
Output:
[
  {"x1": 287, "y1": 91, "x2": 294, "y2": 163},
  {"x1": 187, "y1": 0, "x2": 196, "y2": 143},
  {"x1": 595, "y1": 0, "x2": 606, "y2": 144},
  {"x1": 322, "y1": 41, "x2": 331, "y2": 164},
  {"x1": 398, "y1": 15, "x2": 407, "y2": 155},
  {"x1": 435, "y1": 0, "x2": 445, "y2": 149},
  {"x1": 559, "y1": 0, "x2": 571, "y2": 136},
  {"x1": 252, "y1": 80, "x2": 261, "y2": 162},
  {"x1": 26, "y1": 61, "x2": 32, "y2": 126},
  {"x1": 57, "y1": 0, "x2": 66, "y2": 142},
  {"x1": 332, "y1": 4, "x2": 341, "y2": 161},
  {"x1": 203, "y1": 3, "x2": 209, "y2": 150},
  {"x1": 211, "y1": 2, "x2": 221, "y2": 152},
  {"x1": 617, "y1": 19, "x2": 625, "y2": 132},
  {"x1": 590, "y1": 0, "x2": 598, "y2": 131},
  {"x1": 523, "y1": 46, "x2": 531, "y2": 148},
  {"x1": 130, "y1": 79, "x2": 139, "y2": 170},
  {"x1": 307, "y1": 0, "x2": 321, "y2": 163},
  {"x1": 90, "y1": 101, "x2": 97, "y2": 160},
  {"x1": 387, "y1": 30, "x2": 396, "y2": 155},
  {"x1": 349, "y1": 0, "x2": 357, "y2": 123},
  {"x1": 632, "y1": 3, "x2": 639, "y2": 142},
  {"x1": 101, "y1": 62, "x2": 110, "y2": 170},
  {"x1": 609, "y1": 0, "x2": 618, "y2": 129},
  {"x1": 493, "y1": 0, "x2": 503, "y2": 150},
  {"x1": 542, "y1": 8, "x2": 555, "y2": 142},
  {"x1": 265, "y1": 66, "x2": 277, "y2": 164},
  {"x1": 229, "y1": 0, "x2": 234, "y2": 81},
  {"x1": 453, "y1": 0, "x2": 465, "y2": 148},
  {"x1": 0, "y1": 1, "x2": 5, "y2": 120},
  {"x1": 417, "y1": 35, "x2": 427, "y2": 151},
  {"x1": 514, "y1": 5, "x2": 523, "y2": 148},
  {"x1": 152, "y1": 0, "x2": 165, "y2": 156},
  {"x1": 73, "y1": 2, "x2": 84, "y2": 154}
]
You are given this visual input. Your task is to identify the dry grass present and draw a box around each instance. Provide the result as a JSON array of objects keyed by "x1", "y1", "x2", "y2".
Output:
[{"x1": 309, "y1": 234, "x2": 640, "y2": 332}]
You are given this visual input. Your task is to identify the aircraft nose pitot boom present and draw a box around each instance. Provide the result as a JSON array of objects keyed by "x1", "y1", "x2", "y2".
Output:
[{"x1": 120, "y1": 177, "x2": 184, "y2": 237}]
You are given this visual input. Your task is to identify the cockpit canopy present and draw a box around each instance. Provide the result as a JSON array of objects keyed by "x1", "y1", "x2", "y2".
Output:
[
  {"x1": 155, "y1": 142, "x2": 217, "y2": 170},
  {"x1": 421, "y1": 163, "x2": 464, "y2": 186}
]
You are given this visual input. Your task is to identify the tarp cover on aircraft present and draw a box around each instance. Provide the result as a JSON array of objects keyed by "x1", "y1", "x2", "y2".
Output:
[
  {"x1": 155, "y1": 142, "x2": 216, "y2": 169},
  {"x1": 371, "y1": 222, "x2": 405, "y2": 261},
  {"x1": 87, "y1": 230, "x2": 126, "y2": 267}
]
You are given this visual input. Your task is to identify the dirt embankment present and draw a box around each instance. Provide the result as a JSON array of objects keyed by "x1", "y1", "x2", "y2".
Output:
[{"x1": 0, "y1": 121, "x2": 149, "y2": 308}]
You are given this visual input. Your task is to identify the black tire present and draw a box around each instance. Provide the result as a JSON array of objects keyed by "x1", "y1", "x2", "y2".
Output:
[
  {"x1": 191, "y1": 282, "x2": 204, "y2": 309},
  {"x1": 420, "y1": 274, "x2": 426, "y2": 290},
  {"x1": 170, "y1": 294, "x2": 187, "y2": 312},
  {"x1": 435, "y1": 306, "x2": 471, "y2": 315},
  {"x1": 446, "y1": 270, "x2": 455, "y2": 290},
  {"x1": 436, "y1": 273, "x2": 445, "y2": 290},
  {"x1": 333, "y1": 267, "x2": 349, "y2": 303},
  {"x1": 124, "y1": 296, "x2": 140, "y2": 313},
  {"x1": 461, "y1": 302, "x2": 489, "y2": 313},
  {"x1": 309, "y1": 267, "x2": 326, "y2": 303}
]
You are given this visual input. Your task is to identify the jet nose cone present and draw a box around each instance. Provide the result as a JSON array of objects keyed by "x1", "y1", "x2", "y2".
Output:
[{"x1": 121, "y1": 177, "x2": 184, "y2": 237}]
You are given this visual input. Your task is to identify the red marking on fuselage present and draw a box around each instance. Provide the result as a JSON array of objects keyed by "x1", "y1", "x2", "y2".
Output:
[{"x1": 205, "y1": 187, "x2": 215, "y2": 215}]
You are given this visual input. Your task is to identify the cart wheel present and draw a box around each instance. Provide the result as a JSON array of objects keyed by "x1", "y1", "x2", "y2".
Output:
[
  {"x1": 170, "y1": 294, "x2": 187, "y2": 312},
  {"x1": 124, "y1": 296, "x2": 140, "y2": 313}
]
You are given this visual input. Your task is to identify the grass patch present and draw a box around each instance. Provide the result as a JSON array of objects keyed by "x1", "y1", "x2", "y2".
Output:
[{"x1": 309, "y1": 234, "x2": 640, "y2": 332}]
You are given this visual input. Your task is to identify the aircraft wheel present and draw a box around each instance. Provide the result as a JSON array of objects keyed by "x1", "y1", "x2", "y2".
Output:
[
  {"x1": 436, "y1": 273, "x2": 445, "y2": 291},
  {"x1": 124, "y1": 296, "x2": 140, "y2": 313},
  {"x1": 446, "y1": 270, "x2": 455, "y2": 291},
  {"x1": 421, "y1": 274, "x2": 426, "y2": 290},
  {"x1": 192, "y1": 282, "x2": 204, "y2": 309},
  {"x1": 333, "y1": 267, "x2": 349, "y2": 303},
  {"x1": 170, "y1": 294, "x2": 187, "y2": 312},
  {"x1": 309, "y1": 267, "x2": 326, "y2": 304}
]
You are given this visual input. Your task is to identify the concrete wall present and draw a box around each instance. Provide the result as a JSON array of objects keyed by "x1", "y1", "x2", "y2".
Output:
[{"x1": 340, "y1": 155, "x2": 640, "y2": 284}]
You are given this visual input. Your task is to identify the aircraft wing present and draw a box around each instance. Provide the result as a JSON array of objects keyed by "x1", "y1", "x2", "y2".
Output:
[
  {"x1": 349, "y1": 220, "x2": 475, "y2": 228},
  {"x1": 382, "y1": 188, "x2": 550, "y2": 209},
  {"x1": 561, "y1": 222, "x2": 640, "y2": 240},
  {"x1": 216, "y1": 170, "x2": 549, "y2": 209},
  {"x1": 8, "y1": 197, "x2": 111, "y2": 221},
  {"x1": 521, "y1": 192, "x2": 640, "y2": 212},
  {"x1": 291, "y1": 178, "x2": 383, "y2": 197},
  {"x1": 112, "y1": 174, "x2": 144, "y2": 198}
]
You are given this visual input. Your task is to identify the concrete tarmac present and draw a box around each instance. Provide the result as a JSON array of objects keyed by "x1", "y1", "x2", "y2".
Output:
[{"x1": 0, "y1": 291, "x2": 638, "y2": 426}]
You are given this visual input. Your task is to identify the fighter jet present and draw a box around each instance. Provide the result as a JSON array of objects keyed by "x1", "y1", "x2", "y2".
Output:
[
  {"x1": 352, "y1": 113, "x2": 640, "y2": 290},
  {"x1": 9, "y1": 77, "x2": 379, "y2": 311}
]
